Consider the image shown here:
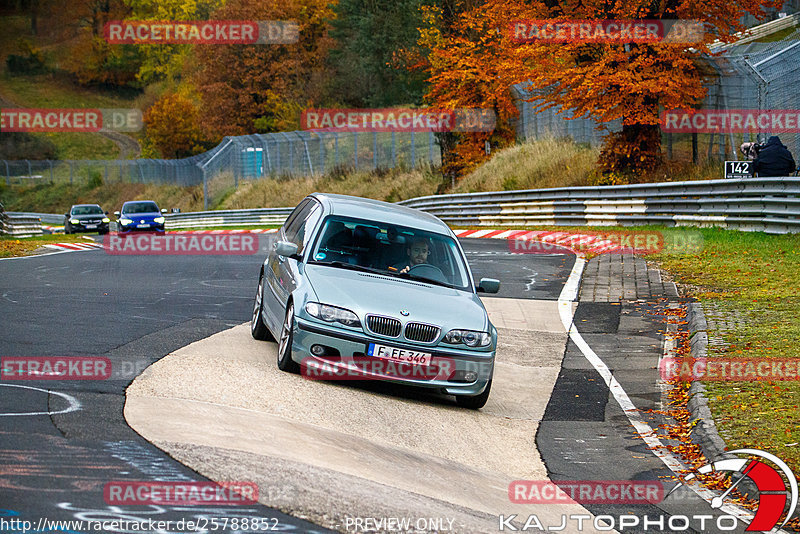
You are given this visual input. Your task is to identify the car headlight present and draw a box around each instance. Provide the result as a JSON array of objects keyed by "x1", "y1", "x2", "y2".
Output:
[
  {"x1": 443, "y1": 329, "x2": 492, "y2": 347},
  {"x1": 305, "y1": 302, "x2": 361, "y2": 327},
  {"x1": 102, "y1": 217, "x2": 110, "y2": 223},
  {"x1": 119, "y1": 218, "x2": 133, "y2": 225},
  {"x1": 69, "y1": 218, "x2": 80, "y2": 224},
  {"x1": 154, "y1": 217, "x2": 165, "y2": 224}
]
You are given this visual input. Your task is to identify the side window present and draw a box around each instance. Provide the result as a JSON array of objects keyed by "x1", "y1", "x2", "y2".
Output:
[
  {"x1": 284, "y1": 199, "x2": 321, "y2": 254},
  {"x1": 295, "y1": 205, "x2": 322, "y2": 254},
  {"x1": 282, "y1": 199, "x2": 312, "y2": 241}
]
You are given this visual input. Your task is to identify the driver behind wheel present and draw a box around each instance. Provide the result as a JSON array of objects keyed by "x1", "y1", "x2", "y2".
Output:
[{"x1": 391, "y1": 237, "x2": 430, "y2": 273}]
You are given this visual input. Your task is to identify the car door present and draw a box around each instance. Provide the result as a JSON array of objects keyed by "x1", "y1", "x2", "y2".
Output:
[{"x1": 264, "y1": 198, "x2": 322, "y2": 330}]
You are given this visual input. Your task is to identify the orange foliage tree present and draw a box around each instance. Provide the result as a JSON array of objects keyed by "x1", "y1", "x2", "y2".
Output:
[
  {"x1": 143, "y1": 92, "x2": 207, "y2": 158},
  {"x1": 417, "y1": 0, "x2": 781, "y2": 177},
  {"x1": 192, "y1": 0, "x2": 336, "y2": 138}
]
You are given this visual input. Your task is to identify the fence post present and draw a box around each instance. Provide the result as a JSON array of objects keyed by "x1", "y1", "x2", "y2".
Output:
[
  {"x1": 319, "y1": 133, "x2": 325, "y2": 174},
  {"x1": 104, "y1": 162, "x2": 109, "y2": 182},
  {"x1": 334, "y1": 132, "x2": 339, "y2": 167},
  {"x1": 411, "y1": 131, "x2": 415, "y2": 169},
  {"x1": 391, "y1": 131, "x2": 396, "y2": 169},
  {"x1": 69, "y1": 161, "x2": 74, "y2": 184},
  {"x1": 354, "y1": 132, "x2": 358, "y2": 169},
  {"x1": 26, "y1": 159, "x2": 32, "y2": 178},
  {"x1": 202, "y1": 167, "x2": 209, "y2": 210},
  {"x1": 49, "y1": 160, "x2": 54, "y2": 183},
  {"x1": 428, "y1": 132, "x2": 434, "y2": 164},
  {"x1": 3, "y1": 160, "x2": 9, "y2": 185},
  {"x1": 373, "y1": 131, "x2": 378, "y2": 169}
]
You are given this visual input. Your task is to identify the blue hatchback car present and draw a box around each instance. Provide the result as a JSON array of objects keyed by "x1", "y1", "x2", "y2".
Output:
[
  {"x1": 251, "y1": 193, "x2": 500, "y2": 409},
  {"x1": 115, "y1": 201, "x2": 166, "y2": 233}
]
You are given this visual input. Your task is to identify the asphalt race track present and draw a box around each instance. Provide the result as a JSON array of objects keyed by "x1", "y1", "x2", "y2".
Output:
[
  {"x1": 0, "y1": 235, "x2": 751, "y2": 534},
  {"x1": 0, "y1": 235, "x2": 577, "y2": 533}
]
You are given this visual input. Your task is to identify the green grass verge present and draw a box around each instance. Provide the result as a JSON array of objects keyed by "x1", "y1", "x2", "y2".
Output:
[
  {"x1": 0, "y1": 233, "x2": 93, "y2": 258},
  {"x1": 651, "y1": 228, "x2": 800, "y2": 472}
]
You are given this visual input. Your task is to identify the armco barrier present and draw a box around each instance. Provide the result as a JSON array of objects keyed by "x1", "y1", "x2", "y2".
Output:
[
  {"x1": 164, "y1": 208, "x2": 294, "y2": 229},
  {"x1": 2, "y1": 215, "x2": 43, "y2": 236},
  {"x1": 398, "y1": 177, "x2": 800, "y2": 234},
  {"x1": 13, "y1": 177, "x2": 800, "y2": 234}
]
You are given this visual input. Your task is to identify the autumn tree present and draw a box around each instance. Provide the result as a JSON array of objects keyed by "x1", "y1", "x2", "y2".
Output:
[
  {"x1": 124, "y1": 0, "x2": 225, "y2": 83},
  {"x1": 143, "y1": 91, "x2": 207, "y2": 157},
  {"x1": 192, "y1": 0, "x2": 336, "y2": 138},
  {"x1": 418, "y1": 0, "x2": 781, "y2": 177}
]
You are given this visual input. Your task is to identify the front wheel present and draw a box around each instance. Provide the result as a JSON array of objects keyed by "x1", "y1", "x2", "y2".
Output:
[
  {"x1": 277, "y1": 302, "x2": 300, "y2": 373},
  {"x1": 251, "y1": 274, "x2": 274, "y2": 341},
  {"x1": 456, "y1": 380, "x2": 492, "y2": 410}
]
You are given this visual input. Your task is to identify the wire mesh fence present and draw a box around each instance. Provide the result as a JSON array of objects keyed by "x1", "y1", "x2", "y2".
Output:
[
  {"x1": 1, "y1": 130, "x2": 441, "y2": 209},
  {"x1": 514, "y1": 19, "x2": 800, "y2": 165}
]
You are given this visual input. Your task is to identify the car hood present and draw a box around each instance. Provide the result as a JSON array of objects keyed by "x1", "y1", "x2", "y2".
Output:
[
  {"x1": 120, "y1": 212, "x2": 160, "y2": 219},
  {"x1": 71, "y1": 214, "x2": 105, "y2": 220},
  {"x1": 304, "y1": 264, "x2": 488, "y2": 331}
]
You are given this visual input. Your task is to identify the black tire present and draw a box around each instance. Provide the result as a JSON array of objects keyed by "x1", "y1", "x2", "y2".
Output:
[
  {"x1": 277, "y1": 302, "x2": 300, "y2": 373},
  {"x1": 456, "y1": 380, "x2": 492, "y2": 410},
  {"x1": 251, "y1": 274, "x2": 274, "y2": 341}
]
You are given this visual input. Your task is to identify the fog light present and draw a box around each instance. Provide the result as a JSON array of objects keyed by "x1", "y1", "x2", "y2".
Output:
[
  {"x1": 464, "y1": 371, "x2": 477, "y2": 381},
  {"x1": 311, "y1": 344, "x2": 325, "y2": 356}
]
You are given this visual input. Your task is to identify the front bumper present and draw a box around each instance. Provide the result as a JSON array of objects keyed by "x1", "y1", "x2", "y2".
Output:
[
  {"x1": 117, "y1": 223, "x2": 165, "y2": 233},
  {"x1": 293, "y1": 318, "x2": 494, "y2": 396},
  {"x1": 70, "y1": 222, "x2": 109, "y2": 233}
]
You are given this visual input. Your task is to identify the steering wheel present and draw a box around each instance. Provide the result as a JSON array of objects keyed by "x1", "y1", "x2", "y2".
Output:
[{"x1": 406, "y1": 263, "x2": 448, "y2": 284}]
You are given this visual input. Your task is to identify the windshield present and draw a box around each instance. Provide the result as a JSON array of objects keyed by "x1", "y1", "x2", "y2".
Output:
[
  {"x1": 122, "y1": 202, "x2": 159, "y2": 214},
  {"x1": 71, "y1": 205, "x2": 104, "y2": 215},
  {"x1": 309, "y1": 216, "x2": 472, "y2": 291}
]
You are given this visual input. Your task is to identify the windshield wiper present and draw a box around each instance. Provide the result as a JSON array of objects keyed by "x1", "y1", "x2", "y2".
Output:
[
  {"x1": 311, "y1": 261, "x2": 390, "y2": 276},
  {"x1": 395, "y1": 271, "x2": 457, "y2": 289}
]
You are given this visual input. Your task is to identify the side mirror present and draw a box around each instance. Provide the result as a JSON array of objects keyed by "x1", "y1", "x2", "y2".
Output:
[
  {"x1": 114, "y1": 211, "x2": 120, "y2": 218},
  {"x1": 161, "y1": 208, "x2": 167, "y2": 214},
  {"x1": 64, "y1": 213, "x2": 69, "y2": 218},
  {"x1": 105, "y1": 211, "x2": 109, "y2": 215},
  {"x1": 477, "y1": 278, "x2": 500, "y2": 294},
  {"x1": 274, "y1": 240, "x2": 300, "y2": 260}
]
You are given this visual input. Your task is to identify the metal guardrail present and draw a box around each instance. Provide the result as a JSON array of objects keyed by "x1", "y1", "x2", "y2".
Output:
[
  {"x1": 7, "y1": 212, "x2": 65, "y2": 225},
  {"x1": 398, "y1": 177, "x2": 800, "y2": 234},
  {"x1": 164, "y1": 208, "x2": 294, "y2": 229},
  {"x1": 12, "y1": 177, "x2": 800, "y2": 234},
  {"x1": 2, "y1": 215, "x2": 44, "y2": 236}
]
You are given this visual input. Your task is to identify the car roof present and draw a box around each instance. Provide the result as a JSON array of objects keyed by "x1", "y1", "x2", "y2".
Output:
[
  {"x1": 122, "y1": 200, "x2": 158, "y2": 206},
  {"x1": 71, "y1": 204, "x2": 102, "y2": 208},
  {"x1": 309, "y1": 193, "x2": 451, "y2": 235}
]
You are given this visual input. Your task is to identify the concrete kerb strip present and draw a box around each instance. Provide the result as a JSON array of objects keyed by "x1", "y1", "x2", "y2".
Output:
[{"x1": 685, "y1": 302, "x2": 733, "y2": 462}]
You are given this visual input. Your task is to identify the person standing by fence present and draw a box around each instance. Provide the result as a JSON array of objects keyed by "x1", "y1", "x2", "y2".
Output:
[{"x1": 752, "y1": 136, "x2": 796, "y2": 177}]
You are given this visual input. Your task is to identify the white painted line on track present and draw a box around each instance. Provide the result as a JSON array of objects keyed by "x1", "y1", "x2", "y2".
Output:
[
  {"x1": 556, "y1": 254, "x2": 774, "y2": 531},
  {"x1": 0, "y1": 384, "x2": 81, "y2": 416}
]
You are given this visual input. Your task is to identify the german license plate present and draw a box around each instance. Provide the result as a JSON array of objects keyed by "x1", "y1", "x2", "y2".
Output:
[
  {"x1": 137, "y1": 224, "x2": 149, "y2": 228},
  {"x1": 86, "y1": 224, "x2": 97, "y2": 229},
  {"x1": 367, "y1": 343, "x2": 431, "y2": 366}
]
